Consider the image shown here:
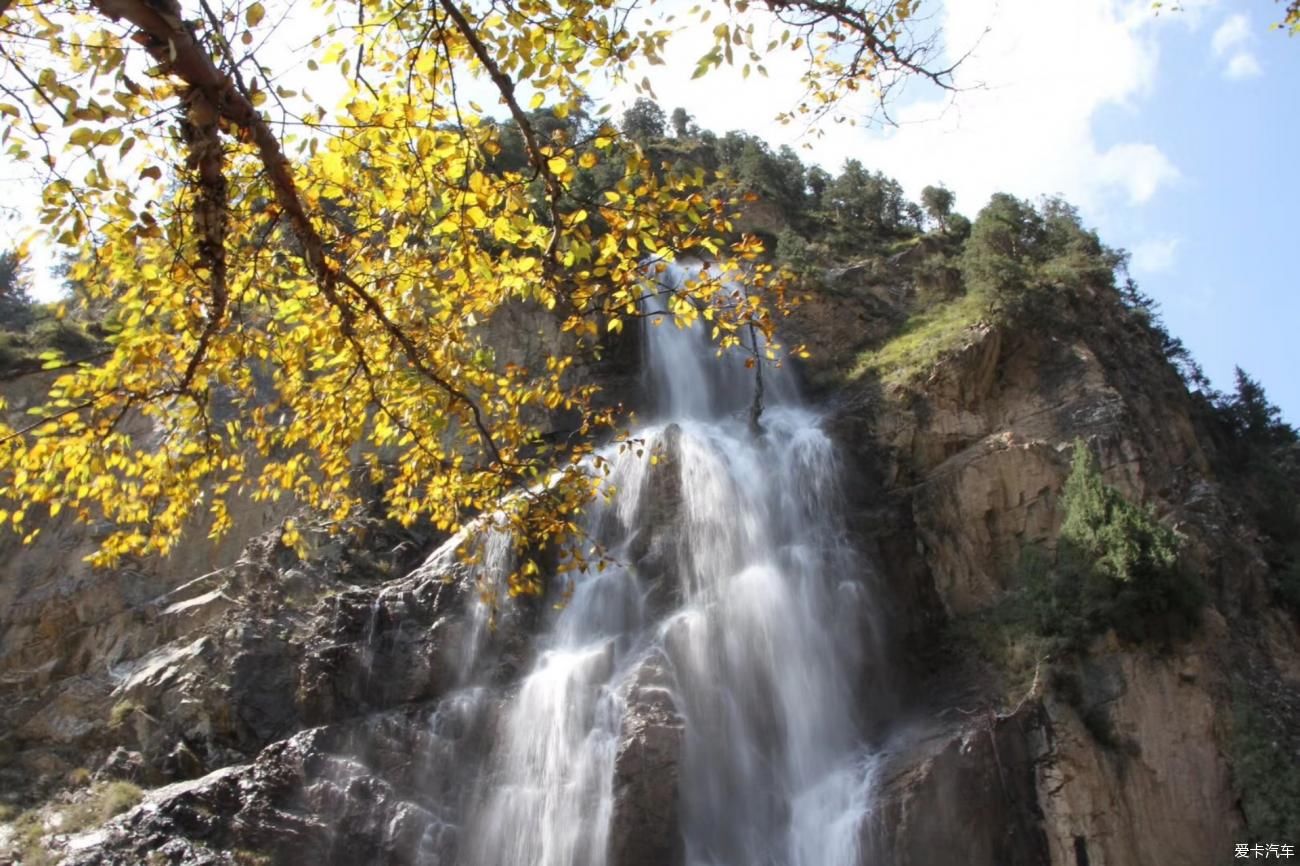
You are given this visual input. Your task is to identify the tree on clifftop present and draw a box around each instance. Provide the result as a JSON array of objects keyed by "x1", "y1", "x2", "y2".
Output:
[
  {"x1": 0, "y1": 250, "x2": 34, "y2": 330},
  {"x1": 0, "y1": 0, "x2": 955, "y2": 588},
  {"x1": 621, "y1": 98, "x2": 667, "y2": 142},
  {"x1": 920, "y1": 184, "x2": 954, "y2": 233}
]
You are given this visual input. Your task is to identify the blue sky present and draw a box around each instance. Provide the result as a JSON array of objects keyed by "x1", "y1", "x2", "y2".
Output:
[
  {"x1": 614, "y1": 0, "x2": 1299, "y2": 422},
  {"x1": 1093, "y1": 11, "x2": 1299, "y2": 423}
]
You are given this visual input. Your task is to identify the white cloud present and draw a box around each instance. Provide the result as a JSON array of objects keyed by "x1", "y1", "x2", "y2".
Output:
[
  {"x1": 1224, "y1": 52, "x2": 1263, "y2": 80},
  {"x1": 1211, "y1": 13, "x2": 1250, "y2": 55},
  {"x1": 829, "y1": 0, "x2": 1178, "y2": 213},
  {"x1": 625, "y1": 0, "x2": 1183, "y2": 220},
  {"x1": 1211, "y1": 13, "x2": 1262, "y2": 80},
  {"x1": 1093, "y1": 143, "x2": 1181, "y2": 205},
  {"x1": 1162, "y1": 0, "x2": 1220, "y2": 31},
  {"x1": 1130, "y1": 236, "x2": 1182, "y2": 274}
]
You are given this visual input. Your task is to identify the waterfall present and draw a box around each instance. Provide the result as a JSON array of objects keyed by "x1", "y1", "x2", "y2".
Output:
[{"x1": 448, "y1": 261, "x2": 885, "y2": 866}]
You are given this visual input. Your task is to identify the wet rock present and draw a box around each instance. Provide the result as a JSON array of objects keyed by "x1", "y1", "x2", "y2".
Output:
[
  {"x1": 1033, "y1": 623, "x2": 1241, "y2": 866},
  {"x1": 627, "y1": 423, "x2": 685, "y2": 616},
  {"x1": 911, "y1": 436, "x2": 1066, "y2": 615},
  {"x1": 162, "y1": 741, "x2": 206, "y2": 783},
  {"x1": 609, "y1": 650, "x2": 685, "y2": 866},
  {"x1": 65, "y1": 697, "x2": 502, "y2": 866},
  {"x1": 97, "y1": 747, "x2": 148, "y2": 784},
  {"x1": 866, "y1": 708, "x2": 1049, "y2": 866}
]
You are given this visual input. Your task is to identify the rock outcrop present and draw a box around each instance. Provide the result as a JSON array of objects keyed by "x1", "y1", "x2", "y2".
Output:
[
  {"x1": 866, "y1": 707, "x2": 1049, "y2": 866},
  {"x1": 609, "y1": 650, "x2": 685, "y2": 866}
]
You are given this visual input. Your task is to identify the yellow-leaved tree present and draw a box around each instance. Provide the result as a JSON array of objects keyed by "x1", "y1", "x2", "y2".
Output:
[{"x1": 0, "y1": 0, "x2": 953, "y2": 590}]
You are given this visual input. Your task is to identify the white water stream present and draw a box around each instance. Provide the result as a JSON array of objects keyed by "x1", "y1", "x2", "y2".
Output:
[{"x1": 438, "y1": 263, "x2": 886, "y2": 865}]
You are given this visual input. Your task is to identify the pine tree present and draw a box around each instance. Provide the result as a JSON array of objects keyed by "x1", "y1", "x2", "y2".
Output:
[{"x1": 0, "y1": 251, "x2": 34, "y2": 331}]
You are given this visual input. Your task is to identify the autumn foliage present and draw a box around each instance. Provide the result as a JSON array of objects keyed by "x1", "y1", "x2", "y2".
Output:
[{"x1": 0, "y1": 0, "x2": 948, "y2": 588}]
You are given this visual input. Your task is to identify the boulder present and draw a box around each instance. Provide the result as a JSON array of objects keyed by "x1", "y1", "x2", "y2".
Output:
[{"x1": 609, "y1": 650, "x2": 685, "y2": 866}]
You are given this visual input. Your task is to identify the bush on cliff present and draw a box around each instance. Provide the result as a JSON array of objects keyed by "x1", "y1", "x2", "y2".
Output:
[{"x1": 1022, "y1": 440, "x2": 1203, "y2": 647}]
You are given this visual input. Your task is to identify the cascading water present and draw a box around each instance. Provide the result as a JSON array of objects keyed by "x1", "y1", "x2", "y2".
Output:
[{"x1": 444, "y1": 262, "x2": 887, "y2": 865}]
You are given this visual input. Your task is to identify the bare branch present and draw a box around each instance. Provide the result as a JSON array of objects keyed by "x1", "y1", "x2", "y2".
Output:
[{"x1": 761, "y1": 0, "x2": 957, "y2": 88}]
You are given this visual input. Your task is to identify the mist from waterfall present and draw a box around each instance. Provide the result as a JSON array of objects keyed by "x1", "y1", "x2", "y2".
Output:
[{"x1": 440, "y1": 261, "x2": 887, "y2": 865}]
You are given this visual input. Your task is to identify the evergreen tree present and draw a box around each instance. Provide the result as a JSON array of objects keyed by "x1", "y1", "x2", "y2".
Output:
[
  {"x1": 806, "y1": 167, "x2": 831, "y2": 211},
  {"x1": 920, "y1": 184, "x2": 955, "y2": 232},
  {"x1": 0, "y1": 250, "x2": 35, "y2": 331},
  {"x1": 1225, "y1": 367, "x2": 1295, "y2": 447},
  {"x1": 621, "y1": 98, "x2": 667, "y2": 141},
  {"x1": 670, "y1": 107, "x2": 693, "y2": 138},
  {"x1": 825, "y1": 160, "x2": 886, "y2": 253},
  {"x1": 960, "y1": 193, "x2": 1044, "y2": 301},
  {"x1": 1025, "y1": 440, "x2": 1200, "y2": 645}
]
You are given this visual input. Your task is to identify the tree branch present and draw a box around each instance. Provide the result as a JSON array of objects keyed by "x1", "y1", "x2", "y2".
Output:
[
  {"x1": 760, "y1": 0, "x2": 957, "y2": 88},
  {"x1": 176, "y1": 86, "x2": 229, "y2": 395},
  {"x1": 90, "y1": 0, "x2": 508, "y2": 469},
  {"x1": 435, "y1": 0, "x2": 566, "y2": 263}
]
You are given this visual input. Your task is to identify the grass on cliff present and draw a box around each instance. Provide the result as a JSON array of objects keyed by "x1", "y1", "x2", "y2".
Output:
[
  {"x1": 7, "y1": 781, "x2": 143, "y2": 866},
  {"x1": 849, "y1": 287, "x2": 989, "y2": 384}
]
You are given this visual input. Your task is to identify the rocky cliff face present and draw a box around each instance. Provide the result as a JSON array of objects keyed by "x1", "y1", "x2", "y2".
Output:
[
  {"x1": 785, "y1": 266, "x2": 1297, "y2": 866},
  {"x1": 2, "y1": 267, "x2": 1296, "y2": 866}
]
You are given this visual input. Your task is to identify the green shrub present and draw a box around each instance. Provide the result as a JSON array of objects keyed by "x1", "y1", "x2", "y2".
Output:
[
  {"x1": 109, "y1": 699, "x2": 141, "y2": 729},
  {"x1": 947, "y1": 593, "x2": 1055, "y2": 706},
  {"x1": 774, "y1": 228, "x2": 816, "y2": 276},
  {"x1": 960, "y1": 194, "x2": 1122, "y2": 323},
  {"x1": 48, "y1": 780, "x2": 144, "y2": 839},
  {"x1": 1231, "y1": 681, "x2": 1300, "y2": 842},
  {"x1": 1022, "y1": 441, "x2": 1202, "y2": 647},
  {"x1": 960, "y1": 440, "x2": 1203, "y2": 683},
  {"x1": 98, "y1": 781, "x2": 144, "y2": 820},
  {"x1": 0, "y1": 329, "x2": 32, "y2": 372},
  {"x1": 7, "y1": 781, "x2": 146, "y2": 866},
  {"x1": 0, "y1": 316, "x2": 100, "y2": 378}
]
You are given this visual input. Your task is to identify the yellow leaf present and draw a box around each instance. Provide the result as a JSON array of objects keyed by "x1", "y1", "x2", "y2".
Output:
[
  {"x1": 547, "y1": 156, "x2": 567, "y2": 174},
  {"x1": 348, "y1": 99, "x2": 375, "y2": 123},
  {"x1": 245, "y1": 2, "x2": 265, "y2": 26}
]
